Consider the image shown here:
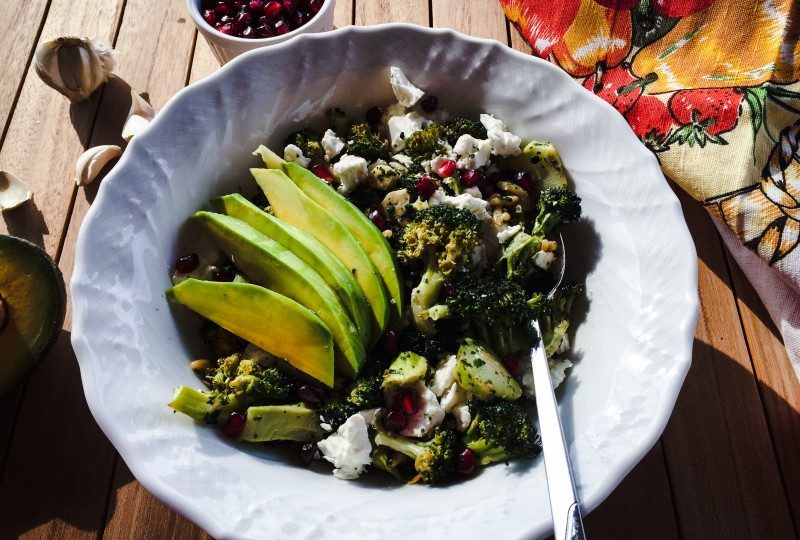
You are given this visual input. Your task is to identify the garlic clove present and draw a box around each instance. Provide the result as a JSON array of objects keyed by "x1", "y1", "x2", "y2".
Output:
[
  {"x1": 121, "y1": 91, "x2": 155, "y2": 141},
  {"x1": 34, "y1": 37, "x2": 116, "y2": 102},
  {"x1": 0, "y1": 171, "x2": 33, "y2": 211},
  {"x1": 74, "y1": 145, "x2": 122, "y2": 186}
]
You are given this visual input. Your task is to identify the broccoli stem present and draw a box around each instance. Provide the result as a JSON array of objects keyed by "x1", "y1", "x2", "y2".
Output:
[
  {"x1": 168, "y1": 386, "x2": 215, "y2": 423},
  {"x1": 410, "y1": 253, "x2": 447, "y2": 335},
  {"x1": 374, "y1": 431, "x2": 424, "y2": 460}
]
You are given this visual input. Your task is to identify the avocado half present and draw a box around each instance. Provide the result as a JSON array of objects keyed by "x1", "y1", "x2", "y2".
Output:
[{"x1": 0, "y1": 235, "x2": 66, "y2": 396}]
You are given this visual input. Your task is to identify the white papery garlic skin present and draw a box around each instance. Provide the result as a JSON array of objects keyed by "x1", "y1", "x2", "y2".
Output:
[
  {"x1": 122, "y1": 90, "x2": 155, "y2": 141},
  {"x1": 74, "y1": 145, "x2": 122, "y2": 186},
  {"x1": 34, "y1": 37, "x2": 116, "y2": 102},
  {"x1": 0, "y1": 171, "x2": 33, "y2": 211}
]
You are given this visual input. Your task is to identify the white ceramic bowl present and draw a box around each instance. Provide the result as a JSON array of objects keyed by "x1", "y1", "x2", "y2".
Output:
[
  {"x1": 71, "y1": 24, "x2": 698, "y2": 540},
  {"x1": 185, "y1": 0, "x2": 336, "y2": 64}
]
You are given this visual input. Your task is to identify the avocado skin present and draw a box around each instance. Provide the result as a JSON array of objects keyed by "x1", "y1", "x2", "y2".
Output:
[
  {"x1": 194, "y1": 211, "x2": 365, "y2": 378},
  {"x1": 167, "y1": 279, "x2": 334, "y2": 387},
  {"x1": 239, "y1": 403, "x2": 324, "y2": 442},
  {"x1": 251, "y1": 168, "x2": 390, "y2": 345},
  {"x1": 0, "y1": 235, "x2": 66, "y2": 396},
  {"x1": 211, "y1": 193, "x2": 372, "y2": 345},
  {"x1": 282, "y1": 162, "x2": 404, "y2": 327}
]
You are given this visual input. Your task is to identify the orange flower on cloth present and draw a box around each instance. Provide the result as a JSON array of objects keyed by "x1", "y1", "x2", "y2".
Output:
[{"x1": 500, "y1": 0, "x2": 800, "y2": 376}]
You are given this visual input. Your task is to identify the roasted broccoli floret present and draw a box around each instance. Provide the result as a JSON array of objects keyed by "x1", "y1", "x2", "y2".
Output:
[
  {"x1": 532, "y1": 187, "x2": 581, "y2": 238},
  {"x1": 346, "y1": 122, "x2": 392, "y2": 162},
  {"x1": 441, "y1": 117, "x2": 487, "y2": 145},
  {"x1": 284, "y1": 127, "x2": 325, "y2": 164},
  {"x1": 398, "y1": 204, "x2": 482, "y2": 335},
  {"x1": 347, "y1": 374, "x2": 384, "y2": 409},
  {"x1": 371, "y1": 446, "x2": 413, "y2": 481},
  {"x1": 200, "y1": 321, "x2": 246, "y2": 358},
  {"x1": 529, "y1": 283, "x2": 583, "y2": 356},
  {"x1": 427, "y1": 279, "x2": 532, "y2": 357},
  {"x1": 398, "y1": 328, "x2": 445, "y2": 360},
  {"x1": 317, "y1": 399, "x2": 358, "y2": 432},
  {"x1": 169, "y1": 353, "x2": 295, "y2": 424},
  {"x1": 374, "y1": 429, "x2": 462, "y2": 484},
  {"x1": 403, "y1": 123, "x2": 446, "y2": 161},
  {"x1": 326, "y1": 107, "x2": 350, "y2": 136},
  {"x1": 463, "y1": 401, "x2": 541, "y2": 465}
]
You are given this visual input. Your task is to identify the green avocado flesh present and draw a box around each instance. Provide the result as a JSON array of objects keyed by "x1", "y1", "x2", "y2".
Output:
[
  {"x1": 282, "y1": 162, "x2": 404, "y2": 326},
  {"x1": 0, "y1": 235, "x2": 66, "y2": 396},
  {"x1": 211, "y1": 193, "x2": 372, "y2": 345},
  {"x1": 251, "y1": 168, "x2": 390, "y2": 344},
  {"x1": 167, "y1": 279, "x2": 334, "y2": 387},
  {"x1": 193, "y1": 211, "x2": 365, "y2": 378}
]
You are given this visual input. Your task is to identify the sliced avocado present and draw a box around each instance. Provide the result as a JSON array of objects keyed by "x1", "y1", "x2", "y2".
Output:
[
  {"x1": 382, "y1": 351, "x2": 428, "y2": 389},
  {"x1": 0, "y1": 235, "x2": 66, "y2": 396},
  {"x1": 193, "y1": 212, "x2": 365, "y2": 378},
  {"x1": 167, "y1": 279, "x2": 334, "y2": 386},
  {"x1": 253, "y1": 144, "x2": 286, "y2": 169},
  {"x1": 212, "y1": 193, "x2": 371, "y2": 345},
  {"x1": 282, "y1": 162, "x2": 404, "y2": 326},
  {"x1": 239, "y1": 403, "x2": 324, "y2": 442},
  {"x1": 251, "y1": 168, "x2": 390, "y2": 343},
  {"x1": 455, "y1": 338, "x2": 522, "y2": 401},
  {"x1": 500, "y1": 140, "x2": 568, "y2": 191}
]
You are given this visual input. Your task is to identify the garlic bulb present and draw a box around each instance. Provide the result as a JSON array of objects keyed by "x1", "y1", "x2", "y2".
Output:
[
  {"x1": 74, "y1": 145, "x2": 122, "y2": 186},
  {"x1": 0, "y1": 171, "x2": 32, "y2": 211},
  {"x1": 122, "y1": 90, "x2": 155, "y2": 141},
  {"x1": 34, "y1": 37, "x2": 116, "y2": 102}
]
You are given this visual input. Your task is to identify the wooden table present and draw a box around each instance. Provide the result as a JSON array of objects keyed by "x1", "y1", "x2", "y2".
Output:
[{"x1": 1, "y1": 1, "x2": 798, "y2": 538}]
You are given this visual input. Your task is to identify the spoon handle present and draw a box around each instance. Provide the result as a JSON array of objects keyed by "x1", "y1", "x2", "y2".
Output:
[{"x1": 529, "y1": 318, "x2": 585, "y2": 540}]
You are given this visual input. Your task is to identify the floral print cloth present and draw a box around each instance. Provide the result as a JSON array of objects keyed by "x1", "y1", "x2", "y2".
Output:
[{"x1": 501, "y1": 0, "x2": 800, "y2": 376}]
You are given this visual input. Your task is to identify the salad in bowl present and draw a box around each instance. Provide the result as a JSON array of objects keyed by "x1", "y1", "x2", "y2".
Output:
[{"x1": 166, "y1": 67, "x2": 583, "y2": 484}]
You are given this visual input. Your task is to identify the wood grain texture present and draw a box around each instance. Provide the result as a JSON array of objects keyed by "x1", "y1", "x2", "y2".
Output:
[
  {"x1": 660, "y1": 188, "x2": 794, "y2": 539},
  {"x1": 333, "y1": 0, "x2": 354, "y2": 28},
  {"x1": 189, "y1": 34, "x2": 221, "y2": 84},
  {"x1": 431, "y1": 0, "x2": 508, "y2": 41},
  {"x1": 355, "y1": 0, "x2": 428, "y2": 26}
]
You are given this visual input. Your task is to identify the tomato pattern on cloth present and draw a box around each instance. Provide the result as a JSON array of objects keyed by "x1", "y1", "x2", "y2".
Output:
[{"x1": 501, "y1": 0, "x2": 800, "y2": 377}]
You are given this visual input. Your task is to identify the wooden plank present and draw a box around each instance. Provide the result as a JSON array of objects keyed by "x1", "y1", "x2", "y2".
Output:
[
  {"x1": 431, "y1": 0, "x2": 507, "y2": 41},
  {"x1": 355, "y1": 0, "x2": 428, "y2": 26},
  {"x1": 189, "y1": 34, "x2": 220, "y2": 84},
  {"x1": 726, "y1": 252, "x2": 800, "y2": 534},
  {"x1": 660, "y1": 188, "x2": 794, "y2": 539},
  {"x1": 334, "y1": 0, "x2": 354, "y2": 28},
  {"x1": 0, "y1": 1, "x2": 50, "y2": 146},
  {"x1": 103, "y1": 460, "x2": 212, "y2": 540}
]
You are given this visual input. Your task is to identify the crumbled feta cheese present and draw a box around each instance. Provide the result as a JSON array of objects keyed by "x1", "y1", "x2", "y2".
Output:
[
  {"x1": 533, "y1": 250, "x2": 556, "y2": 270},
  {"x1": 430, "y1": 355, "x2": 458, "y2": 396},
  {"x1": 497, "y1": 224, "x2": 522, "y2": 244},
  {"x1": 453, "y1": 134, "x2": 492, "y2": 169},
  {"x1": 400, "y1": 380, "x2": 445, "y2": 438},
  {"x1": 381, "y1": 188, "x2": 411, "y2": 220},
  {"x1": 389, "y1": 66, "x2": 425, "y2": 107},
  {"x1": 429, "y1": 189, "x2": 491, "y2": 221},
  {"x1": 321, "y1": 129, "x2": 345, "y2": 161},
  {"x1": 387, "y1": 112, "x2": 424, "y2": 151},
  {"x1": 391, "y1": 153, "x2": 414, "y2": 171},
  {"x1": 382, "y1": 103, "x2": 406, "y2": 125},
  {"x1": 480, "y1": 114, "x2": 521, "y2": 156},
  {"x1": 332, "y1": 154, "x2": 369, "y2": 194},
  {"x1": 464, "y1": 186, "x2": 482, "y2": 198},
  {"x1": 556, "y1": 333, "x2": 570, "y2": 355},
  {"x1": 453, "y1": 404, "x2": 472, "y2": 432},
  {"x1": 317, "y1": 413, "x2": 372, "y2": 480},
  {"x1": 359, "y1": 408, "x2": 382, "y2": 428},
  {"x1": 549, "y1": 358, "x2": 573, "y2": 388},
  {"x1": 440, "y1": 382, "x2": 468, "y2": 413},
  {"x1": 284, "y1": 144, "x2": 311, "y2": 167},
  {"x1": 479, "y1": 114, "x2": 507, "y2": 133}
]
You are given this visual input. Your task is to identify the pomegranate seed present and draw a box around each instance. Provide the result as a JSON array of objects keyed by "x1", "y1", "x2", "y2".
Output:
[
  {"x1": 214, "y1": 2, "x2": 230, "y2": 15},
  {"x1": 308, "y1": 0, "x2": 323, "y2": 13},
  {"x1": 515, "y1": 171, "x2": 534, "y2": 193},
  {"x1": 236, "y1": 11, "x2": 252, "y2": 26},
  {"x1": 282, "y1": 0, "x2": 295, "y2": 13},
  {"x1": 441, "y1": 281, "x2": 454, "y2": 299},
  {"x1": 249, "y1": 0, "x2": 264, "y2": 10},
  {"x1": 457, "y1": 448, "x2": 476, "y2": 475},
  {"x1": 297, "y1": 384, "x2": 322, "y2": 405},
  {"x1": 398, "y1": 388, "x2": 419, "y2": 415},
  {"x1": 212, "y1": 266, "x2": 236, "y2": 282},
  {"x1": 264, "y1": 1, "x2": 282, "y2": 18},
  {"x1": 365, "y1": 106, "x2": 383, "y2": 126},
  {"x1": 415, "y1": 175, "x2": 437, "y2": 199},
  {"x1": 369, "y1": 210, "x2": 388, "y2": 231},
  {"x1": 174, "y1": 252, "x2": 199, "y2": 274},
  {"x1": 273, "y1": 19, "x2": 290, "y2": 34},
  {"x1": 292, "y1": 11, "x2": 305, "y2": 27},
  {"x1": 219, "y1": 14, "x2": 233, "y2": 23},
  {"x1": 241, "y1": 26, "x2": 254, "y2": 37},
  {"x1": 202, "y1": 9, "x2": 217, "y2": 24},
  {"x1": 502, "y1": 355, "x2": 521, "y2": 377},
  {"x1": 222, "y1": 411, "x2": 246, "y2": 438},
  {"x1": 311, "y1": 163, "x2": 334, "y2": 182},
  {"x1": 436, "y1": 159, "x2": 457, "y2": 178},
  {"x1": 300, "y1": 442, "x2": 319, "y2": 465},
  {"x1": 383, "y1": 409, "x2": 408, "y2": 432},
  {"x1": 421, "y1": 95, "x2": 438, "y2": 113},
  {"x1": 218, "y1": 22, "x2": 235, "y2": 34},
  {"x1": 234, "y1": 0, "x2": 245, "y2": 8},
  {"x1": 255, "y1": 24, "x2": 273, "y2": 36},
  {"x1": 461, "y1": 168, "x2": 483, "y2": 187},
  {"x1": 382, "y1": 329, "x2": 398, "y2": 357}
]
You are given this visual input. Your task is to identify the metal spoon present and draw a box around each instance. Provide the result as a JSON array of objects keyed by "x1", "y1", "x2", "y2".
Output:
[{"x1": 529, "y1": 233, "x2": 585, "y2": 540}]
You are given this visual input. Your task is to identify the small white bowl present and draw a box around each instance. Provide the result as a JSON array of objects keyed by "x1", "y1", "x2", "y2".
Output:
[{"x1": 185, "y1": 0, "x2": 336, "y2": 64}]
